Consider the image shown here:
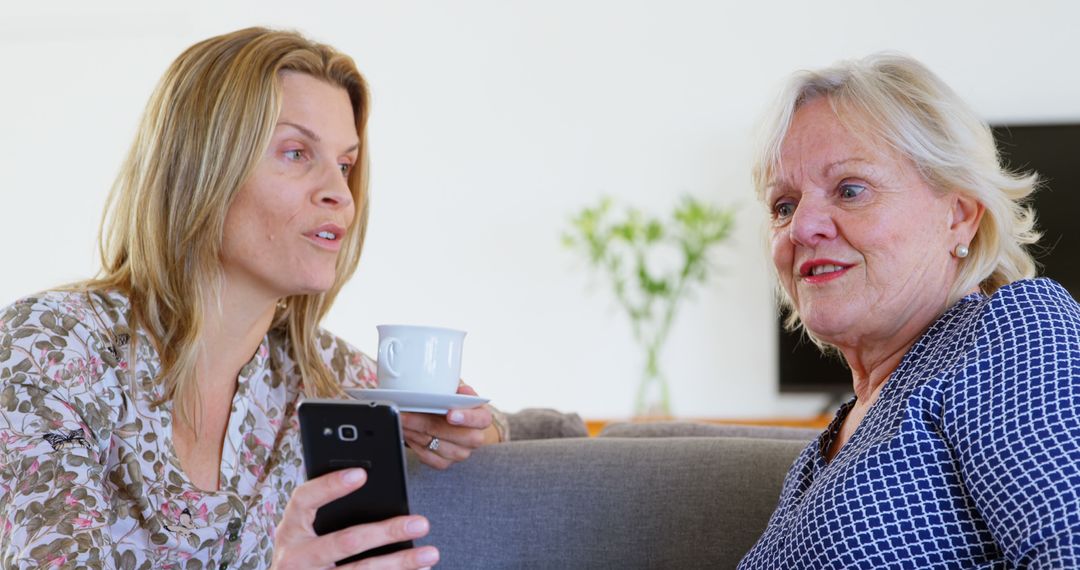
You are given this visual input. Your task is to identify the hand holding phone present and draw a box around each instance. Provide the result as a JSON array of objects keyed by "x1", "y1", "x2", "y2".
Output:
[
  {"x1": 291, "y1": 399, "x2": 427, "y2": 566},
  {"x1": 270, "y1": 468, "x2": 437, "y2": 568}
]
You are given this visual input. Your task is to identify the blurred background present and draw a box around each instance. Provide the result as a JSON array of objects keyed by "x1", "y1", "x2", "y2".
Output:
[{"x1": 3, "y1": 1, "x2": 1079, "y2": 421}]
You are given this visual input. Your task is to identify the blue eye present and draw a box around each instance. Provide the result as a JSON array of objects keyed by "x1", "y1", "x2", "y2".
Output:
[
  {"x1": 285, "y1": 149, "x2": 305, "y2": 161},
  {"x1": 839, "y1": 183, "x2": 865, "y2": 199},
  {"x1": 774, "y1": 201, "x2": 796, "y2": 220},
  {"x1": 339, "y1": 163, "x2": 352, "y2": 177}
]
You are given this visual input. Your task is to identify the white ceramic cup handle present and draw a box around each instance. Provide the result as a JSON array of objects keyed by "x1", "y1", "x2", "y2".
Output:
[{"x1": 379, "y1": 337, "x2": 403, "y2": 378}]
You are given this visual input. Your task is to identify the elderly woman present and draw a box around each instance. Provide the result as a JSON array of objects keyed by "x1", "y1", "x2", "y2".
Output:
[
  {"x1": 0, "y1": 28, "x2": 507, "y2": 568},
  {"x1": 740, "y1": 54, "x2": 1080, "y2": 568}
]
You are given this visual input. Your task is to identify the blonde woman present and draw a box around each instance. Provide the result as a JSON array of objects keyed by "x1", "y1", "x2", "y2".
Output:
[
  {"x1": 739, "y1": 54, "x2": 1080, "y2": 568},
  {"x1": 0, "y1": 27, "x2": 505, "y2": 568}
]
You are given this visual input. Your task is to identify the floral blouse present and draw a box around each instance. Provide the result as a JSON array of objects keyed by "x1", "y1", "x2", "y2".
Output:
[{"x1": 0, "y1": 289, "x2": 501, "y2": 569}]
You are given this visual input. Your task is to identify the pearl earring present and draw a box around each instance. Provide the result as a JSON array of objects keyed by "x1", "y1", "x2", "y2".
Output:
[
  {"x1": 276, "y1": 298, "x2": 288, "y2": 310},
  {"x1": 953, "y1": 244, "x2": 969, "y2": 258}
]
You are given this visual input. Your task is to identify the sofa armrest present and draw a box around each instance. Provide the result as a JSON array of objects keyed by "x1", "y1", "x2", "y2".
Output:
[{"x1": 505, "y1": 408, "x2": 589, "y2": 440}]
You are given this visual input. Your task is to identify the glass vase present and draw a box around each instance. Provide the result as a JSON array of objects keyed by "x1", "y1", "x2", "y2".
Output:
[{"x1": 633, "y1": 349, "x2": 671, "y2": 418}]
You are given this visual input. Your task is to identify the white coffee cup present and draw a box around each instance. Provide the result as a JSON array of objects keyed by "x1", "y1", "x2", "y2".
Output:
[{"x1": 376, "y1": 324, "x2": 466, "y2": 394}]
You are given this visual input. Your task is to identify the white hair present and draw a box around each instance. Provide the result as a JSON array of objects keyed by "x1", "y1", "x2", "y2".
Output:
[{"x1": 752, "y1": 52, "x2": 1040, "y2": 331}]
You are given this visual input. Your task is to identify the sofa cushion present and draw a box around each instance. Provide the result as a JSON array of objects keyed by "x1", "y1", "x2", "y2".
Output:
[
  {"x1": 408, "y1": 436, "x2": 807, "y2": 569},
  {"x1": 598, "y1": 421, "x2": 820, "y2": 442},
  {"x1": 506, "y1": 408, "x2": 589, "y2": 440}
]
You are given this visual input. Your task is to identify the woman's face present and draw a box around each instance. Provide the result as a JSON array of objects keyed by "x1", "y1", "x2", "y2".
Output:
[
  {"x1": 221, "y1": 72, "x2": 358, "y2": 303},
  {"x1": 767, "y1": 97, "x2": 964, "y2": 349}
]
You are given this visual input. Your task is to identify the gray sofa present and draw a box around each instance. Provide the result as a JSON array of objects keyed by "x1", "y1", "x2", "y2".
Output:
[{"x1": 408, "y1": 409, "x2": 818, "y2": 569}]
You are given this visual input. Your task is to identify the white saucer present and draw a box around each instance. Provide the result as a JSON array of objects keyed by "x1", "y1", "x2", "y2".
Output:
[{"x1": 346, "y1": 388, "x2": 489, "y2": 415}]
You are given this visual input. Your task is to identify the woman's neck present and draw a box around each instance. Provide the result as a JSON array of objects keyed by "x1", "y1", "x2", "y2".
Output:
[
  {"x1": 171, "y1": 284, "x2": 278, "y2": 489},
  {"x1": 839, "y1": 285, "x2": 982, "y2": 401},
  {"x1": 196, "y1": 283, "x2": 277, "y2": 396},
  {"x1": 839, "y1": 340, "x2": 914, "y2": 402}
]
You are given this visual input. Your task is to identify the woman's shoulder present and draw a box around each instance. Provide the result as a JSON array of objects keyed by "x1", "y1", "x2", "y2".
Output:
[
  {"x1": 987, "y1": 276, "x2": 1077, "y2": 307},
  {"x1": 2, "y1": 288, "x2": 129, "y2": 326},
  {"x1": 923, "y1": 278, "x2": 1077, "y2": 396},
  {"x1": 313, "y1": 327, "x2": 377, "y2": 389},
  {"x1": 4, "y1": 289, "x2": 96, "y2": 342},
  {"x1": 1, "y1": 287, "x2": 130, "y2": 394},
  {"x1": 937, "y1": 277, "x2": 1079, "y2": 391},
  {"x1": 978, "y1": 277, "x2": 1080, "y2": 339}
]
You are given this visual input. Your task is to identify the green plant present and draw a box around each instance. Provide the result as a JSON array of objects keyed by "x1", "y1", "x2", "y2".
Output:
[{"x1": 562, "y1": 195, "x2": 736, "y2": 416}]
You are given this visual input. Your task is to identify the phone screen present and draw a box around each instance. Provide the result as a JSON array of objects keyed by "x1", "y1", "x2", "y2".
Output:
[{"x1": 298, "y1": 399, "x2": 413, "y2": 564}]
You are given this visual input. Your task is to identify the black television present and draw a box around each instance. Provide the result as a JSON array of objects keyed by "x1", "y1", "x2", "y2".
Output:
[{"x1": 777, "y1": 123, "x2": 1080, "y2": 395}]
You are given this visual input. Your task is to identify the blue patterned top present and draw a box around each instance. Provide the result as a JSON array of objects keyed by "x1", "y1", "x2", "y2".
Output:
[{"x1": 739, "y1": 278, "x2": 1080, "y2": 569}]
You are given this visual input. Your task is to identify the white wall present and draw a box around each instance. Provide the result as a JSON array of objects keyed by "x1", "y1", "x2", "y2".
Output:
[{"x1": 3, "y1": 1, "x2": 1079, "y2": 419}]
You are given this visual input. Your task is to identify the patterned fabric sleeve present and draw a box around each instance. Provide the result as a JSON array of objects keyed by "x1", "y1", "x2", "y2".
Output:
[
  {"x1": 315, "y1": 328, "x2": 379, "y2": 390},
  {"x1": 0, "y1": 295, "x2": 120, "y2": 569},
  {"x1": 315, "y1": 328, "x2": 511, "y2": 441},
  {"x1": 942, "y1": 281, "x2": 1080, "y2": 567}
]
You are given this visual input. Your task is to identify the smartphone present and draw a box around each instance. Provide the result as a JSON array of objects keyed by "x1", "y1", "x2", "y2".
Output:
[{"x1": 297, "y1": 399, "x2": 413, "y2": 565}]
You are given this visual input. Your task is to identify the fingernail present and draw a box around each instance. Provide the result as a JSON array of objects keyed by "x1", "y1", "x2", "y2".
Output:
[
  {"x1": 341, "y1": 468, "x2": 365, "y2": 485},
  {"x1": 406, "y1": 518, "x2": 429, "y2": 535},
  {"x1": 448, "y1": 411, "x2": 464, "y2": 424},
  {"x1": 417, "y1": 547, "x2": 439, "y2": 565}
]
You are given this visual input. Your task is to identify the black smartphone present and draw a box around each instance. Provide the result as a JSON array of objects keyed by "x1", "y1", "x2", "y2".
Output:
[{"x1": 297, "y1": 399, "x2": 413, "y2": 565}]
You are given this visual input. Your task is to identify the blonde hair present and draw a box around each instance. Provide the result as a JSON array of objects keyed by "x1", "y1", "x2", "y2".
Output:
[
  {"x1": 83, "y1": 27, "x2": 370, "y2": 427},
  {"x1": 752, "y1": 53, "x2": 1040, "y2": 331}
]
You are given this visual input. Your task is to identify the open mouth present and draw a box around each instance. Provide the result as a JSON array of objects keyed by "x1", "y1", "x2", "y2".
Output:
[
  {"x1": 799, "y1": 260, "x2": 854, "y2": 282},
  {"x1": 807, "y1": 264, "x2": 845, "y2": 277},
  {"x1": 304, "y1": 224, "x2": 346, "y2": 250}
]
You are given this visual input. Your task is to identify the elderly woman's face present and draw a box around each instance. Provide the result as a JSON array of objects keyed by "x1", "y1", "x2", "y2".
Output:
[
  {"x1": 767, "y1": 98, "x2": 962, "y2": 348},
  {"x1": 221, "y1": 72, "x2": 358, "y2": 302}
]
